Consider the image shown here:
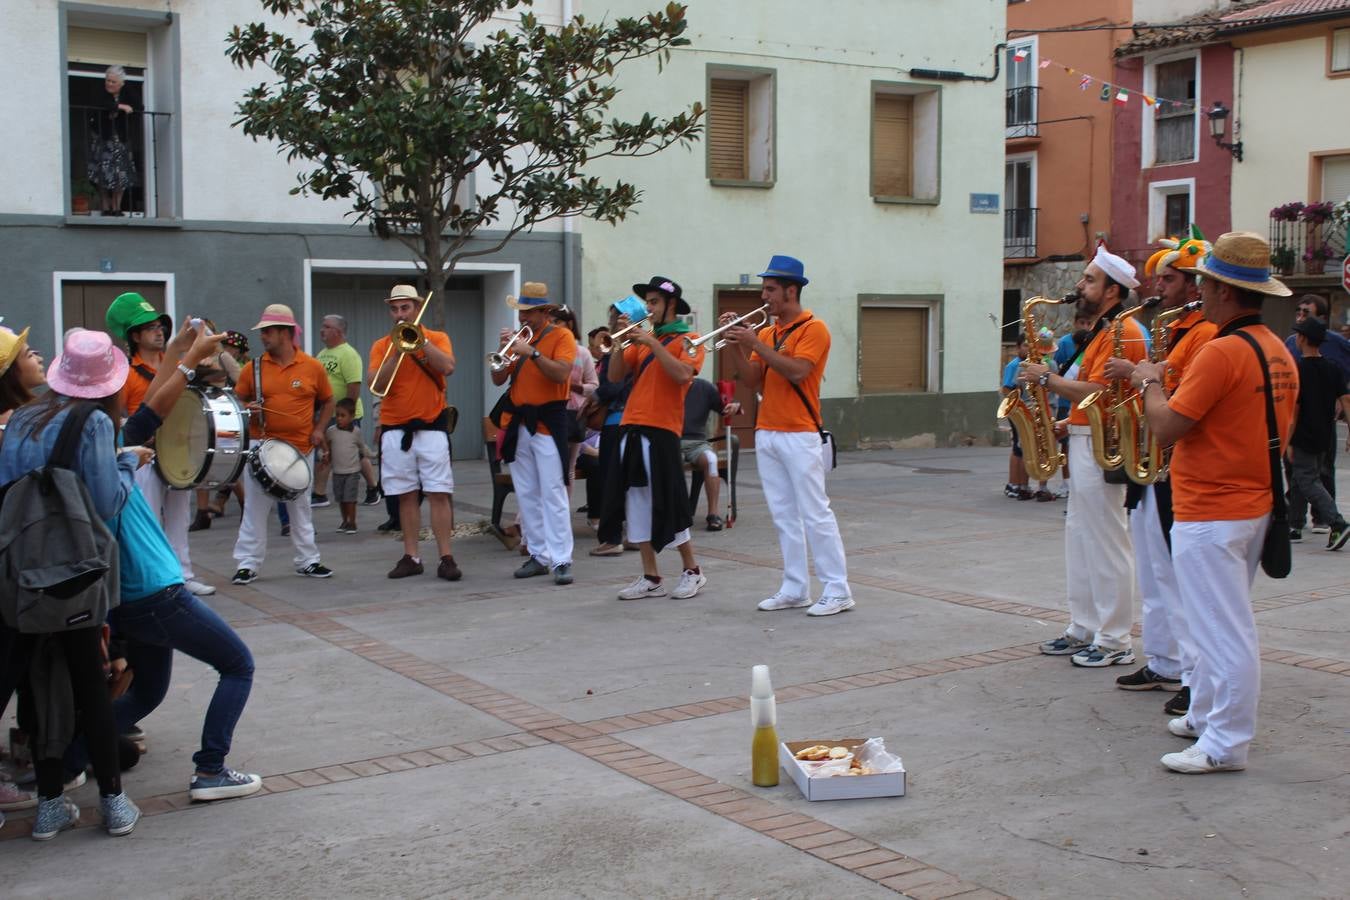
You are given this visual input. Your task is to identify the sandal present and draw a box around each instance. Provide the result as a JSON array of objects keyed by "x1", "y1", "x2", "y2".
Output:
[{"x1": 705, "y1": 514, "x2": 724, "y2": 531}]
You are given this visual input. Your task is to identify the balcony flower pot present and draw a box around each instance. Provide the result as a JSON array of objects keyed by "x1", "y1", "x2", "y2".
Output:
[{"x1": 1271, "y1": 245, "x2": 1297, "y2": 276}]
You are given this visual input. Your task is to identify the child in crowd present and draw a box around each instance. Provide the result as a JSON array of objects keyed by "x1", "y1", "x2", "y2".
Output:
[{"x1": 326, "y1": 398, "x2": 373, "y2": 534}]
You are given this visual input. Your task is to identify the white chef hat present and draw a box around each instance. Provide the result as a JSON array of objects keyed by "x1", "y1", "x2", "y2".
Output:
[{"x1": 1093, "y1": 243, "x2": 1140, "y2": 290}]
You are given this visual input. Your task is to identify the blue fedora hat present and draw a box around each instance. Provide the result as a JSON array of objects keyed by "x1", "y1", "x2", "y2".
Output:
[{"x1": 757, "y1": 254, "x2": 809, "y2": 286}]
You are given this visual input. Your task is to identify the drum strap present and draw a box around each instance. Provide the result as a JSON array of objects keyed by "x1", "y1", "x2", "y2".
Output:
[{"x1": 253, "y1": 355, "x2": 266, "y2": 431}]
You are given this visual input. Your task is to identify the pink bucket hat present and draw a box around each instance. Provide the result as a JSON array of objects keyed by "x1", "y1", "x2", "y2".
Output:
[{"x1": 47, "y1": 329, "x2": 129, "y2": 399}]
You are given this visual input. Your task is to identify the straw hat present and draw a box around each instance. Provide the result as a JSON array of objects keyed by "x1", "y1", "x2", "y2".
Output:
[
  {"x1": 505, "y1": 282, "x2": 558, "y2": 311},
  {"x1": 251, "y1": 304, "x2": 300, "y2": 331},
  {"x1": 386, "y1": 284, "x2": 424, "y2": 304},
  {"x1": 47, "y1": 329, "x2": 129, "y2": 399},
  {"x1": 0, "y1": 325, "x2": 31, "y2": 377},
  {"x1": 1195, "y1": 232, "x2": 1292, "y2": 297}
]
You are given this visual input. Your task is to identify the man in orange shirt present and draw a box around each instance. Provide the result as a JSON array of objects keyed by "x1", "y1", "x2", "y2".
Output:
[
  {"x1": 368, "y1": 285, "x2": 460, "y2": 581},
  {"x1": 604, "y1": 277, "x2": 707, "y2": 601},
  {"x1": 231, "y1": 304, "x2": 335, "y2": 584},
  {"x1": 1104, "y1": 244, "x2": 1215, "y2": 716},
  {"x1": 491, "y1": 282, "x2": 577, "y2": 585},
  {"x1": 722, "y1": 255, "x2": 853, "y2": 617},
  {"x1": 1018, "y1": 244, "x2": 1146, "y2": 666},
  {"x1": 1129, "y1": 232, "x2": 1296, "y2": 774}
]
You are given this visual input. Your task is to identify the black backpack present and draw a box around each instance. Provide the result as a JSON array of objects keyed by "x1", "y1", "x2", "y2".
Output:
[{"x1": 0, "y1": 402, "x2": 121, "y2": 633}]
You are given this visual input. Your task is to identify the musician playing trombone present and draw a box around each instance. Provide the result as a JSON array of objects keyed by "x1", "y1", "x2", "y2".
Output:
[
  {"x1": 602, "y1": 276, "x2": 708, "y2": 601},
  {"x1": 369, "y1": 284, "x2": 460, "y2": 582}
]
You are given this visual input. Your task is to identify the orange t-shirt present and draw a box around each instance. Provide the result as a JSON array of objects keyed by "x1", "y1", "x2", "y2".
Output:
[
  {"x1": 1067, "y1": 316, "x2": 1149, "y2": 426},
  {"x1": 503, "y1": 326, "x2": 576, "y2": 436},
  {"x1": 1163, "y1": 309, "x2": 1218, "y2": 393},
  {"x1": 751, "y1": 312, "x2": 829, "y2": 432},
  {"x1": 1169, "y1": 323, "x2": 1297, "y2": 522},
  {"x1": 121, "y1": 352, "x2": 158, "y2": 416},
  {"x1": 368, "y1": 328, "x2": 453, "y2": 425},
  {"x1": 236, "y1": 351, "x2": 333, "y2": 453},
  {"x1": 620, "y1": 333, "x2": 706, "y2": 435}
]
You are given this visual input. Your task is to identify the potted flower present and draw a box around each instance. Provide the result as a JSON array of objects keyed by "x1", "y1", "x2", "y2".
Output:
[
  {"x1": 1303, "y1": 241, "x2": 1336, "y2": 275},
  {"x1": 1271, "y1": 244, "x2": 1297, "y2": 275},
  {"x1": 1300, "y1": 201, "x2": 1336, "y2": 225},
  {"x1": 70, "y1": 177, "x2": 96, "y2": 215},
  {"x1": 1270, "y1": 201, "x2": 1305, "y2": 222}
]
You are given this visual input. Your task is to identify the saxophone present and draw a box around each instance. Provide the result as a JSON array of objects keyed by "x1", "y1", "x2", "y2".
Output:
[
  {"x1": 1077, "y1": 296, "x2": 1160, "y2": 472},
  {"x1": 1118, "y1": 299, "x2": 1203, "y2": 485},
  {"x1": 997, "y1": 293, "x2": 1077, "y2": 481}
]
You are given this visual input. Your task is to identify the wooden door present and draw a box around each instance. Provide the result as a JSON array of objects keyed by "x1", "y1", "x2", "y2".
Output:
[
  {"x1": 61, "y1": 281, "x2": 166, "y2": 336},
  {"x1": 715, "y1": 289, "x2": 763, "y2": 451}
]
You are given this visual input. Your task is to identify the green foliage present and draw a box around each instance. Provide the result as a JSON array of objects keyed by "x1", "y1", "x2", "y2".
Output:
[{"x1": 227, "y1": 0, "x2": 703, "y2": 287}]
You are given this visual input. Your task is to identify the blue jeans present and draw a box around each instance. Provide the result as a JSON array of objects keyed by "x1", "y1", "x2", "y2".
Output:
[{"x1": 112, "y1": 585, "x2": 254, "y2": 773}]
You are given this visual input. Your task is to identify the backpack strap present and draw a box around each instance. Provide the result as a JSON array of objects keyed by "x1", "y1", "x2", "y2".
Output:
[{"x1": 49, "y1": 402, "x2": 98, "y2": 471}]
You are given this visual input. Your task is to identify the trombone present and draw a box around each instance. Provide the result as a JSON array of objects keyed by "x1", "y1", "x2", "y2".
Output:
[
  {"x1": 683, "y1": 304, "x2": 771, "y2": 357},
  {"x1": 370, "y1": 291, "x2": 432, "y2": 398},
  {"x1": 597, "y1": 316, "x2": 652, "y2": 354},
  {"x1": 487, "y1": 325, "x2": 535, "y2": 372}
]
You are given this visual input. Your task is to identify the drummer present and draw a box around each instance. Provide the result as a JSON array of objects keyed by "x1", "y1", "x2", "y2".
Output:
[{"x1": 230, "y1": 304, "x2": 335, "y2": 585}]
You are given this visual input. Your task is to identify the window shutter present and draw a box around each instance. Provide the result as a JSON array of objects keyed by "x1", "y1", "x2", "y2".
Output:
[
  {"x1": 67, "y1": 26, "x2": 147, "y2": 69},
  {"x1": 1333, "y1": 28, "x2": 1350, "y2": 72},
  {"x1": 860, "y1": 307, "x2": 927, "y2": 394},
  {"x1": 872, "y1": 94, "x2": 913, "y2": 197},
  {"x1": 709, "y1": 79, "x2": 748, "y2": 181},
  {"x1": 1322, "y1": 155, "x2": 1350, "y2": 204}
]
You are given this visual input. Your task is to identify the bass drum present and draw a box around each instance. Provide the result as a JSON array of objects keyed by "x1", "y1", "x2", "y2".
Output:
[
  {"x1": 247, "y1": 438, "x2": 313, "y2": 501},
  {"x1": 154, "y1": 386, "x2": 250, "y2": 489}
]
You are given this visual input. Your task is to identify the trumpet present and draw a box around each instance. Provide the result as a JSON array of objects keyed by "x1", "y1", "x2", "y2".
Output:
[
  {"x1": 487, "y1": 325, "x2": 535, "y2": 372},
  {"x1": 597, "y1": 316, "x2": 652, "y2": 354},
  {"x1": 370, "y1": 292, "x2": 432, "y2": 398},
  {"x1": 684, "y1": 304, "x2": 772, "y2": 357}
]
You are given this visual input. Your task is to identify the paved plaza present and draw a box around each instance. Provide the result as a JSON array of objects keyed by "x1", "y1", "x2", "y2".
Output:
[{"x1": 2, "y1": 445, "x2": 1348, "y2": 898}]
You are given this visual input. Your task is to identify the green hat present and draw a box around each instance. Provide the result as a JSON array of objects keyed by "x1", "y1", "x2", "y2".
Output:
[{"x1": 105, "y1": 292, "x2": 172, "y2": 344}]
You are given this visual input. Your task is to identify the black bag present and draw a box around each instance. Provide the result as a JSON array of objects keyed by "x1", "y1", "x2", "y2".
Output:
[{"x1": 1232, "y1": 330, "x2": 1291, "y2": 579}]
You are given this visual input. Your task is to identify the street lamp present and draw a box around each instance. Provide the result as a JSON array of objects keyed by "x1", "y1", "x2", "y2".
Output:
[{"x1": 1206, "y1": 100, "x2": 1243, "y2": 162}]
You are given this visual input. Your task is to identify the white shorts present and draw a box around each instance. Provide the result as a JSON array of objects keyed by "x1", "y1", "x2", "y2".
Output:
[{"x1": 381, "y1": 429, "x2": 454, "y2": 495}]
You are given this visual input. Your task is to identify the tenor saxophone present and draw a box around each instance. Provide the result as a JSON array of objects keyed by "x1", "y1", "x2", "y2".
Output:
[
  {"x1": 997, "y1": 293, "x2": 1076, "y2": 481},
  {"x1": 1077, "y1": 296, "x2": 1160, "y2": 472},
  {"x1": 1118, "y1": 299, "x2": 1203, "y2": 484}
]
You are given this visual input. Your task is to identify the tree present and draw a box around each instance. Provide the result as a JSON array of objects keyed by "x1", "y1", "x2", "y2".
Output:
[{"x1": 227, "y1": 0, "x2": 703, "y2": 310}]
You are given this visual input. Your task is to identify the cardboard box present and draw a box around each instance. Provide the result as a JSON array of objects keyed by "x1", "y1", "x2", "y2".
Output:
[{"x1": 780, "y1": 739, "x2": 906, "y2": 801}]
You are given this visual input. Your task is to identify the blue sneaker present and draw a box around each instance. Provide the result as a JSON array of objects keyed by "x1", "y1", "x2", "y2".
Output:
[
  {"x1": 189, "y1": 768, "x2": 262, "y2": 802},
  {"x1": 101, "y1": 792, "x2": 140, "y2": 836},
  {"x1": 31, "y1": 795, "x2": 79, "y2": 841}
]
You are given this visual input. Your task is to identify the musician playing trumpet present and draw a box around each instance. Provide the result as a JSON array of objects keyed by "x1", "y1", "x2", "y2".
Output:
[
  {"x1": 1016, "y1": 244, "x2": 1145, "y2": 668},
  {"x1": 369, "y1": 284, "x2": 460, "y2": 582}
]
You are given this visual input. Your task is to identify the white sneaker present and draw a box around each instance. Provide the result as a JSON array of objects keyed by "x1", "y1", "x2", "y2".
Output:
[
  {"x1": 184, "y1": 579, "x2": 216, "y2": 596},
  {"x1": 1167, "y1": 716, "x2": 1199, "y2": 738},
  {"x1": 757, "y1": 592, "x2": 812, "y2": 611},
  {"x1": 617, "y1": 576, "x2": 667, "y2": 601},
  {"x1": 1161, "y1": 744, "x2": 1245, "y2": 774},
  {"x1": 670, "y1": 570, "x2": 707, "y2": 599},
  {"x1": 806, "y1": 596, "x2": 855, "y2": 617}
]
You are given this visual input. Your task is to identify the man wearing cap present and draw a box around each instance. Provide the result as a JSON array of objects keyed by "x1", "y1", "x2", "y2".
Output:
[
  {"x1": 105, "y1": 292, "x2": 215, "y2": 597},
  {"x1": 1129, "y1": 231, "x2": 1298, "y2": 773},
  {"x1": 367, "y1": 285, "x2": 460, "y2": 581},
  {"x1": 231, "y1": 304, "x2": 335, "y2": 584},
  {"x1": 1018, "y1": 244, "x2": 1146, "y2": 667},
  {"x1": 1285, "y1": 315, "x2": 1350, "y2": 548},
  {"x1": 603, "y1": 277, "x2": 708, "y2": 601},
  {"x1": 491, "y1": 282, "x2": 577, "y2": 585},
  {"x1": 1103, "y1": 241, "x2": 1216, "y2": 715},
  {"x1": 721, "y1": 255, "x2": 854, "y2": 617}
]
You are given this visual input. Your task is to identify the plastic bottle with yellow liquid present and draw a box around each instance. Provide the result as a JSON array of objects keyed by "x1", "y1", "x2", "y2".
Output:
[{"x1": 750, "y1": 664, "x2": 779, "y2": 787}]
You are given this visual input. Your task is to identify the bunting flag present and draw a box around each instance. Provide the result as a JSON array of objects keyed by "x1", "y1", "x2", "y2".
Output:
[
  {"x1": 1079, "y1": 74, "x2": 1092, "y2": 90},
  {"x1": 1039, "y1": 59, "x2": 1052, "y2": 69},
  {"x1": 1099, "y1": 82, "x2": 1112, "y2": 102},
  {"x1": 1013, "y1": 47, "x2": 1029, "y2": 62},
  {"x1": 1114, "y1": 87, "x2": 1129, "y2": 106},
  {"x1": 1037, "y1": 56, "x2": 1191, "y2": 109}
]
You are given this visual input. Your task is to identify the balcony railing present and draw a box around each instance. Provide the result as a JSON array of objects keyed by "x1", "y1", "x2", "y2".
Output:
[
  {"x1": 1005, "y1": 207, "x2": 1037, "y2": 259},
  {"x1": 1268, "y1": 214, "x2": 1348, "y2": 277},
  {"x1": 68, "y1": 105, "x2": 172, "y2": 218},
  {"x1": 1006, "y1": 86, "x2": 1040, "y2": 139}
]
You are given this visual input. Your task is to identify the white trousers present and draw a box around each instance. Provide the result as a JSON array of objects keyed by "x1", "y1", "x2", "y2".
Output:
[
  {"x1": 1130, "y1": 485, "x2": 1193, "y2": 681},
  {"x1": 620, "y1": 433, "x2": 691, "y2": 548},
  {"x1": 135, "y1": 464, "x2": 195, "y2": 582},
  {"x1": 1172, "y1": 516, "x2": 1266, "y2": 766},
  {"x1": 1064, "y1": 432, "x2": 1137, "y2": 650},
  {"x1": 511, "y1": 425, "x2": 573, "y2": 568},
  {"x1": 232, "y1": 466, "x2": 320, "y2": 571},
  {"x1": 756, "y1": 429, "x2": 850, "y2": 600}
]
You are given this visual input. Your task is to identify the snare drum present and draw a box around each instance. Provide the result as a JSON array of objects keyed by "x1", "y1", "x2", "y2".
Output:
[
  {"x1": 247, "y1": 439, "x2": 313, "y2": 501},
  {"x1": 154, "y1": 386, "x2": 250, "y2": 489}
]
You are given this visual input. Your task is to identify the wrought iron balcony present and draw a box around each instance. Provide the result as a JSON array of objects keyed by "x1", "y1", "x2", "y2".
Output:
[
  {"x1": 1004, "y1": 207, "x2": 1038, "y2": 259},
  {"x1": 1006, "y1": 86, "x2": 1040, "y2": 139},
  {"x1": 68, "y1": 105, "x2": 172, "y2": 218}
]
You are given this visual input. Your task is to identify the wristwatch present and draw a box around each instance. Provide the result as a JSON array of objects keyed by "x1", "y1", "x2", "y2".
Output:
[
  {"x1": 530, "y1": 349, "x2": 541, "y2": 361},
  {"x1": 1037, "y1": 371, "x2": 1051, "y2": 387},
  {"x1": 176, "y1": 363, "x2": 196, "y2": 382}
]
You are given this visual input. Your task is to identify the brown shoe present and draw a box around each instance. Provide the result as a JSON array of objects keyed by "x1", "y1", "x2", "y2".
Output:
[
  {"x1": 437, "y1": 555, "x2": 462, "y2": 581},
  {"x1": 188, "y1": 510, "x2": 212, "y2": 532},
  {"x1": 387, "y1": 555, "x2": 424, "y2": 579},
  {"x1": 589, "y1": 543, "x2": 624, "y2": 557}
]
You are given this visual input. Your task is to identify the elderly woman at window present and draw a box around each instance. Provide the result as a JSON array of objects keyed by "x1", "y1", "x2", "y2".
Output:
[{"x1": 88, "y1": 65, "x2": 139, "y2": 217}]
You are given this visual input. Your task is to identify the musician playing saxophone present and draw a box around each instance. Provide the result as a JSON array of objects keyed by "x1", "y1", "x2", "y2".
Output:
[
  {"x1": 1017, "y1": 244, "x2": 1146, "y2": 668},
  {"x1": 1101, "y1": 243, "x2": 1216, "y2": 714}
]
